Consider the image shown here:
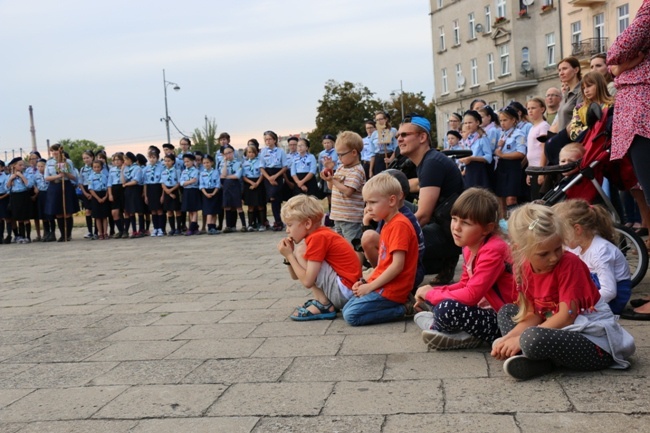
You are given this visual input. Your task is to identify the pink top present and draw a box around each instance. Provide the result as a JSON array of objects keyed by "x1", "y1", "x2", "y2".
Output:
[
  {"x1": 526, "y1": 121, "x2": 550, "y2": 167},
  {"x1": 607, "y1": 0, "x2": 650, "y2": 160}
]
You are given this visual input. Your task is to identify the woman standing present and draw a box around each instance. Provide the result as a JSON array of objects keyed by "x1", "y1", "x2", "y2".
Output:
[
  {"x1": 525, "y1": 97, "x2": 550, "y2": 200},
  {"x1": 44, "y1": 143, "x2": 78, "y2": 241}
]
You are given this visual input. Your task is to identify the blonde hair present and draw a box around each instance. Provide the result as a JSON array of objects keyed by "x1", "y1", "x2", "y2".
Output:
[
  {"x1": 363, "y1": 172, "x2": 402, "y2": 199},
  {"x1": 451, "y1": 188, "x2": 500, "y2": 230},
  {"x1": 281, "y1": 195, "x2": 324, "y2": 226},
  {"x1": 552, "y1": 199, "x2": 617, "y2": 244},
  {"x1": 508, "y1": 204, "x2": 565, "y2": 322},
  {"x1": 335, "y1": 131, "x2": 363, "y2": 153},
  {"x1": 559, "y1": 142, "x2": 585, "y2": 161}
]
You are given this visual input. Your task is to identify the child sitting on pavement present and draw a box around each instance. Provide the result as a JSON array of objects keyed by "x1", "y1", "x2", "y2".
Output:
[
  {"x1": 414, "y1": 188, "x2": 517, "y2": 350},
  {"x1": 342, "y1": 173, "x2": 419, "y2": 326},
  {"x1": 277, "y1": 194, "x2": 362, "y2": 321}
]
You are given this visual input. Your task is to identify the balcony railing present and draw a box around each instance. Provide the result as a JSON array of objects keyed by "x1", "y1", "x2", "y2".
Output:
[{"x1": 571, "y1": 37, "x2": 608, "y2": 58}]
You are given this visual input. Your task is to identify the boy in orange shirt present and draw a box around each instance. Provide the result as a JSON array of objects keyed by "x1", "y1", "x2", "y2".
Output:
[
  {"x1": 278, "y1": 194, "x2": 362, "y2": 321},
  {"x1": 342, "y1": 173, "x2": 419, "y2": 326}
]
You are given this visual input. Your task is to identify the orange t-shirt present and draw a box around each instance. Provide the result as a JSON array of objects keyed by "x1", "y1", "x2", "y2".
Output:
[
  {"x1": 368, "y1": 213, "x2": 418, "y2": 303},
  {"x1": 303, "y1": 226, "x2": 362, "y2": 288}
]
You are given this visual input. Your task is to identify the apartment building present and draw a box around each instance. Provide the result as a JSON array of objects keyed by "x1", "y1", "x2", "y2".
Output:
[{"x1": 564, "y1": 0, "x2": 642, "y2": 68}]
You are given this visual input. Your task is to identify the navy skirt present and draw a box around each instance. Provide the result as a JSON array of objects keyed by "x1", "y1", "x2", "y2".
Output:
[
  {"x1": 124, "y1": 185, "x2": 144, "y2": 214},
  {"x1": 0, "y1": 196, "x2": 9, "y2": 219},
  {"x1": 181, "y1": 188, "x2": 201, "y2": 212},
  {"x1": 243, "y1": 178, "x2": 266, "y2": 207},
  {"x1": 293, "y1": 172, "x2": 319, "y2": 197},
  {"x1": 91, "y1": 190, "x2": 111, "y2": 218},
  {"x1": 10, "y1": 191, "x2": 32, "y2": 221},
  {"x1": 463, "y1": 162, "x2": 492, "y2": 190},
  {"x1": 202, "y1": 188, "x2": 220, "y2": 215},
  {"x1": 222, "y1": 178, "x2": 242, "y2": 208},
  {"x1": 163, "y1": 190, "x2": 181, "y2": 212},
  {"x1": 109, "y1": 184, "x2": 124, "y2": 211},
  {"x1": 263, "y1": 167, "x2": 284, "y2": 202},
  {"x1": 145, "y1": 183, "x2": 163, "y2": 212},
  {"x1": 37, "y1": 191, "x2": 49, "y2": 219},
  {"x1": 495, "y1": 159, "x2": 524, "y2": 197},
  {"x1": 45, "y1": 181, "x2": 80, "y2": 216}
]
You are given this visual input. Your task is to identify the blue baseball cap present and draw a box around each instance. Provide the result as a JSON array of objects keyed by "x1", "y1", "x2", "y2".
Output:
[{"x1": 410, "y1": 116, "x2": 431, "y2": 134}]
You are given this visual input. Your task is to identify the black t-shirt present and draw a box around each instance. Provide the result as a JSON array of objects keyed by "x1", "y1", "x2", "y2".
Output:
[{"x1": 416, "y1": 148, "x2": 464, "y2": 208}]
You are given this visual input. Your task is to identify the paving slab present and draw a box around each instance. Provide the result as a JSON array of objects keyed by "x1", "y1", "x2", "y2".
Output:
[
  {"x1": 252, "y1": 415, "x2": 384, "y2": 432},
  {"x1": 92, "y1": 384, "x2": 227, "y2": 419},
  {"x1": 384, "y1": 351, "x2": 489, "y2": 380},
  {"x1": 282, "y1": 355, "x2": 386, "y2": 382},
  {"x1": 251, "y1": 335, "x2": 345, "y2": 358},
  {"x1": 560, "y1": 375, "x2": 650, "y2": 413},
  {"x1": 12, "y1": 420, "x2": 138, "y2": 433},
  {"x1": 383, "y1": 414, "x2": 518, "y2": 433},
  {"x1": 0, "y1": 362, "x2": 117, "y2": 388},
  {"x1": 89, "y1": 359, "x2": 204, "y2": 385},
  {"x1": 171, "y1": 323, "x2": 256, "y2": 339},
  {"x1": 516, "y1": 413, "x2": 650, "y2": 432},
  {"x1": 85, "y1": 341, "x2": 186, "y2": 362},
  {"x1": 165, "y1": 338, "x2": 264, "y2": 359},
  {"x1": 131, "y1": 417, "x2": 259, "y2": 433},
  {"x1": 182, "y1": 358, "x2": 292, "y2": 384}
]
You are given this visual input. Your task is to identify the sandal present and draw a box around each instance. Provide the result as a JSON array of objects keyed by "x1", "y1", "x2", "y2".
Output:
[{"x1": 290, "y1": 299, "x2": 337, "y2": 321}]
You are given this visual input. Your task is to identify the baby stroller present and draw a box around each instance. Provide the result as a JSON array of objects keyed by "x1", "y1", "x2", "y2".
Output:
[{"x1": 526, "y1": 104, "x2": 648, "y2": 288}]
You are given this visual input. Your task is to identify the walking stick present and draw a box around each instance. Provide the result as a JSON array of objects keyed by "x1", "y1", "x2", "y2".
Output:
[{"x1": 58, "y1": 154, "x2": 67, "y2": 241}]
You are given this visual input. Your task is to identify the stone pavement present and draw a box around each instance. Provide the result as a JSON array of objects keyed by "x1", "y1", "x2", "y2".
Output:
[{"x1": 0, "y1": 228, "x2": 649, "y2": 432}]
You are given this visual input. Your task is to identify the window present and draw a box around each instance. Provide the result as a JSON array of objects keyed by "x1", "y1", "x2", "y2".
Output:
[
  {"x1": 487, "y1": 53, "x2": 495, "y2": 82},
  {"x1": 594, "y1": 13, "x2": 605, "y2": 53},
  {"x1": 571, "y1": 21, "x2": 581, "y2": 46},
  {"x1": 439, "y1": 26, "x2": 446, "y2": 51},
  {"x1": 499, "y1": 44, "x2": 509, "y2": 75},
  {"x1": 455, "y1": 63, "x2": 464, "y2": 89},
  {"x1": 468, "y1": 13, "x2": 476, "y2": 39},
  {"x1": 471, "y1": 58, "x2": 478, "y2": 86},
  {"x1": 496, "y1": 0, "x2": 507, "y2": 18},
  {"x1": 618, "y1": 4, "x2": 630, "y2": 35},
  {"x1": 543, "y1": 0, "x2": 553, "y2": 5},
  {"x1": 546, "y1": 33, "x2": 556, "y2": 66},
  {"x1": 453, "y1": 20, "x2": 461, "y2": 45},
  {"x1": 441, "y1": 68, "x2": 449, "y2": 94},
  {"x1": 521, "y1": 47, "x2": 530, "y2": 63},
  {"x1": 437, "y1": 0, "x2": 443, "y2": 9},
  {"x1": 485, "y1": 6, "x2": 492, "y2": 33}
]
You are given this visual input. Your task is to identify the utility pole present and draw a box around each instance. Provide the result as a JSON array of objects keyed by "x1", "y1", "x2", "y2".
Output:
[
  {"x1": 205, "y1": 115, "x2": 209, "y2": 155},
  {"x1": 29, "y1": 105, "x2": 38, "y2": 153}
]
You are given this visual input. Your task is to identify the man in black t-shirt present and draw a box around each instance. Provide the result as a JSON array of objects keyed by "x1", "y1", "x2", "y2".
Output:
[{"x1": 397, "y1": 115, "x2": 464, "y2": 283}]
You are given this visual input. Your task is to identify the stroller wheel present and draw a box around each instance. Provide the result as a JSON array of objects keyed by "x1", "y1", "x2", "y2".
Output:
[{"x1": 615, "y1": 223, "x2": 649, "y2": 288}]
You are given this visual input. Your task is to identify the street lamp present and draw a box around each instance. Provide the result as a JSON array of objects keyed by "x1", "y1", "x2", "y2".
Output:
[
  {"x1": 162, "y1": 69, "x2": 180, "y2": 144},
  {"x1": 389, "y1": 80, "x2": 405, "y2": 121}
]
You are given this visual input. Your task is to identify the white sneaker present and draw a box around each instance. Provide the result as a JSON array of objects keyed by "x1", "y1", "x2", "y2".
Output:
[
  {"x1": 422, "y1": 329, "x2": 483, "y2": 350},
  {"x1": 83, "y1": 232, "x2": 93, "y2": 239},
  {"x1": 503, "y1": 355, "x2": 555, "y2": 380},
  {"x1": 414, "y1": 311, "x2": 435, "y2": 331},
  {"x1": 158, "y1": 229, "x2": 164, "y2": 236}
]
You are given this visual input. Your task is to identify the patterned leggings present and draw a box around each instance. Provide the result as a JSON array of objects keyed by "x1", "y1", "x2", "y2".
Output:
[
  {"x1": 497, "y1": 304, "x2": 614, "y2": 371},
  {"x1": 432, "y1": 300, "x2": 501, "y2": 343}
]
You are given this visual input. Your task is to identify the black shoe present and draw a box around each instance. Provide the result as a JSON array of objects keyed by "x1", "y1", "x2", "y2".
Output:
[
  {"x1": 620, "y1": 308, "x2": 650, "y2": 321},
  {"x1": 503, "y1": 355, "x2": 554, "y2": 380},
  {"x1": 630, "y1": 299, "x2": 650, "y2": 308},
  {"x1": 3, "y1": 236, "x2": 11, "y2": 244},
  {"x1": 57, "y1": 237, "x2": 65, "y2": 242}
]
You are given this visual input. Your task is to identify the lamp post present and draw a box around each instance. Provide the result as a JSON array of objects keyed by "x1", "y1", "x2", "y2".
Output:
[
  {"x1": 162, "y1": 69, "x2": 181, "y2": 144},
  {"x1": 390, "y1": 80, "x2": 405, "y2": 121}
]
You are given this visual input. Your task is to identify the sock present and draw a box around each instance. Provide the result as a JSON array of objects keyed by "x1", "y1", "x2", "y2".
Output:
[
  {"x1": 145, "y1": 216, "x2": 151, "y2": 231},
  {"x1": 131, "y1": 215, "x2": 137, "y2": 232},
  {"x1": 66, "y1": 217, "x2": 73, "y2": 239},
  {"x1": 208, "y1": 223, "x2": 216, "y2": 231},
  {"x1": 248, "y1": 211, "x2": 255, "y2": 228},
  {"x1": 138, "y1": 214, "x2": 145, "y2": 232},
  {"x1": 43, "y1": 220, "x2": 51, "y2": 235},
  {"x1": 94, "y1": 219, "x2": 98, "y2": 236},
  {"x1": 0, "y1": 220, "x2": 4, "y2": 238},
  {"x1": 169, "y1": 215, "x2": 176, "y2": 231},
  {"x1": 161, "y1": 214, "x2": 167, "y2": 232},
  {"x1": 18, "y1": 222, "x2": 25, "y2": 238},
  {"x1": 271, "y1": 200, "x2": 282, "y2": 225},
  {"x1": 58, "y1": 217, "x2": 65, "y2": 238},
  {"x1": 191, "y1": 221, "x2": 199, "y2": 232},
  {"x1": 12, "y1": 225, "x2": 18, "y2": 237},
  {"x1": 217, "y1": 209, "x2": 224, "y2": 230},
  {"x1": 25, "y1": 222, "x2": 31, "y2": 239},
  {"x1": 180, "y1": 212, "x2": 187, "y2": 230},
  {"x1": 238, "y1": 211, "x2": 246, "y2": 228},
  {"x1": 258, "y1": 209, "x2": 266, "y2": 227},
  {"x1": 116, "y1": 218, "x2": 124, "y2": 234},
  {"x1": 86, "y1": 215, "x2": 93, "y2": 234},
  {"x1": 108, "y1": 214, "x2": 115, "y2": 235}
]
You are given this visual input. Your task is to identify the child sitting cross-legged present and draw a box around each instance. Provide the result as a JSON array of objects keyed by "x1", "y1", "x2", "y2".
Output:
[
  {"x1": 342, "y1": 173, "x2": 419, "y2": 326},
  {"x1": 277, "y1": 195, "x2": 362, "y2": 321},
  {"x1": 414, "y1": 187, "x2": 517, "y2": 350}
]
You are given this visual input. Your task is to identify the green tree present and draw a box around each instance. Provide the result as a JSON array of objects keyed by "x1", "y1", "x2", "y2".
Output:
[
  {"x1": 191, "y1": 117, "x2": 218, "y2": 155},
  {"x1": 308, "y1": 80, "x2": 384, "y2": 155},
  {"x1": 57, "y1": 139, "x2": 104, "y2": 168},
  {"x1": 384, "y1": 91, "x2": 438, "y2": 146}
]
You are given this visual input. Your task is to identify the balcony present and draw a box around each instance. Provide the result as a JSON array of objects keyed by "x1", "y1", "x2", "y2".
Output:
[
  {"x1": 571, "y1": 37, "x2": 608, "y2": 58},
  {"x1": 569, "y1": 0, "x2": 606, "y2": 6}
]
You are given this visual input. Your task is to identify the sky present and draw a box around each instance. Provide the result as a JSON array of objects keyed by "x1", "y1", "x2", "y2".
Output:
[{"x1": 0, "y1": 0, "x2": 434, "y2": 158}]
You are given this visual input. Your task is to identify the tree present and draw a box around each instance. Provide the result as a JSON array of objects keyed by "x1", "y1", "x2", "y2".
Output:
[
  {"x1": 384, "y1": 91, "x2": 438, "y2": 146},
  {"x1": 57, "y1": 139, "x2": 104, "y2": 168},
  {"x1": 308, "y1": 80, "x2": 384, "y2": 155},
  {"x1": 191, "y1": 117, "x2": 218, "y2": 156}
]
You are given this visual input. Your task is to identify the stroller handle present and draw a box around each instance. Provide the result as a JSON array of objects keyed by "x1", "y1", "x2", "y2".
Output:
[{"x1": 526, "y1": 160, "x2": 580, "y2": 175}]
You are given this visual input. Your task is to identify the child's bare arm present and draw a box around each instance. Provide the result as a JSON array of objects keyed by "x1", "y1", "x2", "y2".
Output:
[{"x1": 356, "y1": 251, "x2": 406, "y2": 297}]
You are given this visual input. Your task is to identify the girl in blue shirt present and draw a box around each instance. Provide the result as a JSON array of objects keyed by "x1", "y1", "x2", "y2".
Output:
[
  {"x1": 6, "y1": 158, "x2": 34, "y2": 243},
  {"x1": 291, "y1": 138, "x2": 318, "y2": 197},
  {"x1": 199, "y1": 155, "x2": 221, "y2": 234},
  {"x1": 121, "y1": 152, "x2": 144, "y2": 238},
  {"x1": 161, "y1": 154, "x2": 181, "y2": 235},
  {"x1": 34, "y1": 159, "x2": 55, "y2": 242},
  {"x1": 143, "y1": 150, "x2": 165, "y2": 237},
  {"x1": 220, "y1": 147, "x2": 246, "y2": 233},
  {"x1": 0, "y1": 160, "x2": 9, "y2": 242},
  {"x1": 494, "y1": 107, "x2": 527, "y2": 218},
  {"x1": 44, "y1": 144, "x2": 78, "y2": 242},
  {"x1": 458, "y1": 110, "x2": 493, "y2": 190},
  {"x1": 242, "y1": 145, "x2": 265, "y2": 231},
  {"x1": 317, "y1": 134, "x2": 338, "y2": 212},
  {"x1": 108, "y1": 153, "x2": 127, "y2": 238},
  {"x1": 78, "y1": 150, "x2": 96, "y2": 239},
  {"x1": 88, "y1": 160, "x2": 110, "y2": 239},
  {"x1": 180, "y1": 153, "x2": 201, "y2": 235},
  {"x1": 260, "y1": 130, "x2": 288, "y2": 231}
]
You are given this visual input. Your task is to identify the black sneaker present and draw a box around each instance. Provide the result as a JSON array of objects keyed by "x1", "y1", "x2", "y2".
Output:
[{"x1": 503, "y1": 355, "x2": 554, "y2": 380}]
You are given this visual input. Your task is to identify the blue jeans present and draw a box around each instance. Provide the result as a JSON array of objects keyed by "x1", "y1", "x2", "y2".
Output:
[{"x1": 342, "y1": 290, "x2": 405, "y2": 326}]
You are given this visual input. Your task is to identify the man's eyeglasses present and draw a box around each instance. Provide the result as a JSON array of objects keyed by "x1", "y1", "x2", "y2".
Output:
[{"x1": 396, "y1": 131, "x2": 419, "y2": 139}]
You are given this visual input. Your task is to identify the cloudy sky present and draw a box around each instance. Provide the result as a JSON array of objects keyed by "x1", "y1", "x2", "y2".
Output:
[{"x1": 1, "y1": 0, "x2": 434, "y2": 158}]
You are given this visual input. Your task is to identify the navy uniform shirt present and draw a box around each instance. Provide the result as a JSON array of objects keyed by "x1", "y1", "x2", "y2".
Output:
[
  {"x1": 259, "y1": 147, "x2": 288, "y2": 170},
  {"x1": 88, "y1": 171, "x2": 108, "y2": 192},
  {"x1": 143, "y1": 161, "x2": 164, "y2": 185},
  {"x1": 242, "y1": 157, "x2": 261, "y2": 179},
  {"x1": 6, "y1": 171, "x2": 33, "y2": 192},
  {"x1": 160, "y1": 166, "x2": 180, "y2": 188},
  {"x1": 108, "y1": 165, "x2": 122, "y2": 187},
  {"x1": 123, "y1": 164, "x2": 144, "y2": 185},
  {"x1": 179, "y1": 166, "x2": 199, "y2": 189},
  {"x1": 199, "y1": 168, "x2": 221, "y2": 190},
  {"x1": 291, "y1": 153, "x2": 318, "y2": 177}
]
